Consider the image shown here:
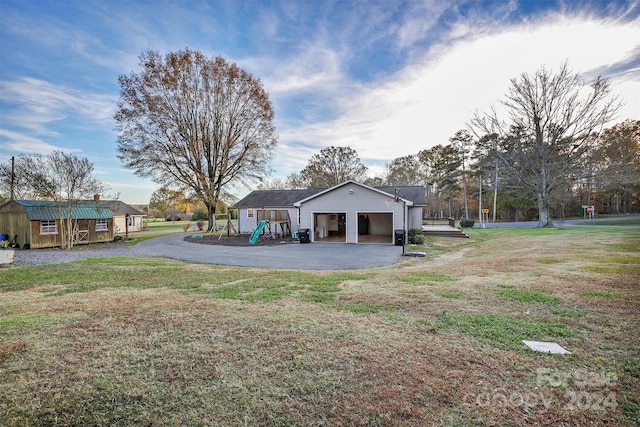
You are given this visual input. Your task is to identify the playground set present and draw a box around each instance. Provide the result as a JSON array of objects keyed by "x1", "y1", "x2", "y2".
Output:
[
  {"x1": 191, "y1": 210, "x2": 294, "y2": 245},
  {"x1": 249, "y1": 210, "x2": 293, "y2": 245}
]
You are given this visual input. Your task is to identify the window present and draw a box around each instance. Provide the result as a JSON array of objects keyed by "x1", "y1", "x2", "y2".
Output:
[
  {"x1": 96, "y1": 219, "x2": 108, "y2": 231},
  {"x1": 40, "y1": 220, "x2": 57, "y2": 234},
  {"x1": 247, "y1": 208, "x2": 254, "y2": 218}
]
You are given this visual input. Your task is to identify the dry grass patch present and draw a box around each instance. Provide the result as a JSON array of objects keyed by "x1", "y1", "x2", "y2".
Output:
[{"x1": 1, "y1": 227, "x2": 638, "y2": 425}]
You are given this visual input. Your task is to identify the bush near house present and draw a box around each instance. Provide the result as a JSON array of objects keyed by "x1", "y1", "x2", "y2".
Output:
[
  {"x1": 459, "y1": 219, "x2": 475, "y2": 228},
  {"x1": 408, "y1": 228, "x2": 426, "y2": 245}
]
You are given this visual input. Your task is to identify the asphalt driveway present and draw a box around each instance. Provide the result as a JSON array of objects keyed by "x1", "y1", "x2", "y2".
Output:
[{"x1": 136, "y1": 233, "x2": 404, "y2": 270}]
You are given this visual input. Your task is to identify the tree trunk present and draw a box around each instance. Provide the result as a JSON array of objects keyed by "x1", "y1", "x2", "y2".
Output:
[
  {"x1": 462, "y1": 173, "x2": 469, "y2": 220},
  {"x1": 492, "y1": 163, "x2": 498, "y2": 222},
  {"x1": 537, "y1": 191, "x2": 553, "y2": 227},
  {"x1": 207, "y1": 202, "x2": 217, "y2": 232}
]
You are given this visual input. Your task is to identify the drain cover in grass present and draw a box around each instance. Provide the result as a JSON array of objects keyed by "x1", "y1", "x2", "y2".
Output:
[
  {"x1": 523, "y1": 340, "x2": 571, "y2": 354},
  {"x1": 402, "y1": 252, "x2": 426, "y2": 257}
]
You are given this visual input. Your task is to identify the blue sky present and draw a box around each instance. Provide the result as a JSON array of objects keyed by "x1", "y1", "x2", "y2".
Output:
[{"x1": 1, "y1": 0, "x2": 638, "y2": 204}]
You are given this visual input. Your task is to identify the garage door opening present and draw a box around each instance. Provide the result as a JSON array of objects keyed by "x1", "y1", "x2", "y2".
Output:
[
  {"x1": 314, "y1": 213, "x2": 346, "y2": 242},
  {"x1": 357, "y1": 213, "x2": 393, "y2": 243}
]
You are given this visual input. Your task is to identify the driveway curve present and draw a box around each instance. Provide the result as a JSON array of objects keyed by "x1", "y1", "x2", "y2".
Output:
[{"x1": 136, "y1": 233, "x2": 404, "y2": 270}]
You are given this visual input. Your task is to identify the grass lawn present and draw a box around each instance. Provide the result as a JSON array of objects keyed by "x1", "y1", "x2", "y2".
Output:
[{"x1": 1, "y1": 228, "x2": 639, "y2": 425}]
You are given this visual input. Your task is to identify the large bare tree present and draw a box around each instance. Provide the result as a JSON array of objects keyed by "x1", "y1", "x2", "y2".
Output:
[
  {"x1": 470, "y1": 62, "x2": 619, "y2": 227},
  {"x1": 115, "y1": 49, "x2": 277, "y2": 230}
]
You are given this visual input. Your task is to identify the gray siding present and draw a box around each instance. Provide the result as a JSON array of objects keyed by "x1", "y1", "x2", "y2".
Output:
[
  {"x1": 237, "y1": 207, "x2": 299, "y2": 234},
  {"x1": 237, "y1": 208, "x2": 258, "y2": 233},
  {"x1": 299, "y1": 182, "x2": 408, "y2": 243}
]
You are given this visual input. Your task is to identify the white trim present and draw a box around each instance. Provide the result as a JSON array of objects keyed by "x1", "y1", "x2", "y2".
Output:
[
  {"x1": 294, "y1": 180, "x2": 413, "y2": 207},
  {"x1": 40, "y1": 220, "x2": 57, "y2": 234},
  {"x1": 355, "y1": 211, "x2": 394, "y2": 244}
]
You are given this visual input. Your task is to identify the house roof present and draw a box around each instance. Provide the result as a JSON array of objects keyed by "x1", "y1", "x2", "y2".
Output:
[
  {"x1": 374, "y1": 185, "x2": 427, "y2": 205},
  {"x1": 95, "y1": 200, "x2": 145, "y2": 217},
  {"x1": 234, "y1": 188, "x2": 324, "y2": 208},
  {"x1": 8, "y1": 200, "x2": 114, "y2": 220},
  {"x1": 234, "y1": 182, "x2": 426, "y2": 208}
]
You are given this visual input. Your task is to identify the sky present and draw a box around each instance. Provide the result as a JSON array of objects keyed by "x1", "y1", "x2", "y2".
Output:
[{"x1": 1, "y1": 0, "x2": 638, "y2": 204}]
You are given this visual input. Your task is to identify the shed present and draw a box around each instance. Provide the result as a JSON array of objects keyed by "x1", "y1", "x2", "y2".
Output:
[{"x1": 0, "y1": 199, "x2": 114, "y2": 249}]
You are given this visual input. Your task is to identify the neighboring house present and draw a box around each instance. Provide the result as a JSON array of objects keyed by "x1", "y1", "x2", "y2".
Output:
[
  {"x1": 93, "y1": 198, "x2": 146, "y2": 234},
  {"x1": 234, "y1": 181, "x2": 426, "y2": 244},
  {"x1": 166, "y1": 213, "x2": 193, "y2": 221},
  {"x1": 0, "y1": 199, "x2": 114, "y2": 249}
]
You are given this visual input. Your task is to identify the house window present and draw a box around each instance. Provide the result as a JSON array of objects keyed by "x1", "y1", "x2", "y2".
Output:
[
  {"x1": 96, "y1": 219, "x2": 108, "y2": 231},
  {"x1": 40, "y1": 220, "x2": 57, "y2": 234},
  {"x1": 247, "y1": 208, "x2": 254, "y2": 218},
  {"x1": 128, "y1": 215, "x2": 134, "y2": 226}
]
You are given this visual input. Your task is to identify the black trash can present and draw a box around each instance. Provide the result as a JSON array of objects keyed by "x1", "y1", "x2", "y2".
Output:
[
  {"x1": 394, "y1": 229, "x2": 405, "y2": 246},
  {"x1": 298, "y1": 228, "x2": 310, "y2": 243}
]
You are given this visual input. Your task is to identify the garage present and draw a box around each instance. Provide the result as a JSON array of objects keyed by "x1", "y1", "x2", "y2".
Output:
[
  {"x1": 357, "y1": 212, "x2": 393, "y2": 243},
  {"x1": 313, "y1": 213, "x2": 346, "y2": 242}
]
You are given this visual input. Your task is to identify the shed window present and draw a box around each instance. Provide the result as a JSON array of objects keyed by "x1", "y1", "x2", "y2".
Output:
[
  {"x1": 40, "y1": 220, "x2": 57, "y2": 234},
  {"x1": 96, "y1": 219, "x2": 108, "y2": 231},
  {"x1": 247, "y1": 208, "x2": 254, "y2": 218}
]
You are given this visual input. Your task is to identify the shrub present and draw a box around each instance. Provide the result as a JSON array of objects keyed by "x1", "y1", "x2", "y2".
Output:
[
  {"x1": 408, "y1": 228, "x2": 426, "y2": 245},
  {"x1": 191, "y1": 210, "x2": 208, "y2": 221},
  {"x1": 182, "y1": 223, "x2": 193, "y2": 232},
  {"x1": 459, "y1": 219, "x2": 475, "y2": 228},
  {"x1": 196, "y1": 221, "x2": 205, "y2": 231}
]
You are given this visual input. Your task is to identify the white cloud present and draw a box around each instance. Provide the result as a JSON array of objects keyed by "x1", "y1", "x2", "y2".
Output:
[
  {"x1": 0, "y1": 129, "x2": 79, "y2": 154},
  {"x1": 272, "y1": 14, "x2": 640, "y2": 179},
  {"x1": 0, "y1": 77, "x2": 116, "y2": 134}
]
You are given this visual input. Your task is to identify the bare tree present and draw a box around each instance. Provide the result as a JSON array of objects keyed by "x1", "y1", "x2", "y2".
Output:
[
  {"x1": 296, "y1": 146, "x2": 368, "y2": 188},
  {"x1": 21, "y1": 151, "x2": 107, "y2": 249},
  {"x1": 470, "y1": 62, "x2": 619, "y2": 227},
  {"x1": 115, "y1": 49, "x2": 277, "y2": 231}
]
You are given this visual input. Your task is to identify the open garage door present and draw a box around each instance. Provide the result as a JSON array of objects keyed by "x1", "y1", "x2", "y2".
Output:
[
  {"x1": 313, "y1": 213, "x2": 346, "y2": 242},
  {"x1": 357, "y1": 213, "x2": 393, "y2": 243}
]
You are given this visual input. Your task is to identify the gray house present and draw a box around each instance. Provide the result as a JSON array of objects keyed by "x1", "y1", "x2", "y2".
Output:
[{"x1": 234, "y1": 181, "x2": 426, "y2": 244}]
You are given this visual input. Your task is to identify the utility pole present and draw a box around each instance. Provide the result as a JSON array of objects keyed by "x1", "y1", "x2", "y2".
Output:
[
  {"x1": 10, "y1": 156, "x2": 15, "y2": 200},
  {"x1": 478, "y1": 175, "x2": 482, "y2": 227}
]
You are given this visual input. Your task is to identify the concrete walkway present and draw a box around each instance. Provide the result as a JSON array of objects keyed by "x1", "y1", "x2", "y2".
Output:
[{"x1": 136, "y1": 233, "x2": 404, "y2": 270}]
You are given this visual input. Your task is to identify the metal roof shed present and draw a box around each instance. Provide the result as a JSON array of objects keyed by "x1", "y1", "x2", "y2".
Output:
[{"x1": 0, "y1": 200, "x2": 114, "y2": 249}]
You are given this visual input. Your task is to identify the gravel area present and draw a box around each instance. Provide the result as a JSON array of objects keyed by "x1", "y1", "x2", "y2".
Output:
[{"x1": 10, "y1": 242, "x2": 151, "y2": 266}]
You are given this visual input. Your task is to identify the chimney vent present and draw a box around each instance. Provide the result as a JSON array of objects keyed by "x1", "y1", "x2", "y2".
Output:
[{"x1": 94, "y1": 194, "x2": 100, "y2": 202}]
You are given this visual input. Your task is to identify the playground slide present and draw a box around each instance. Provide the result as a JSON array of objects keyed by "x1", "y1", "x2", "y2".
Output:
[{"x1": 249, "y1": 220, "x2": 269, "y2": 245}]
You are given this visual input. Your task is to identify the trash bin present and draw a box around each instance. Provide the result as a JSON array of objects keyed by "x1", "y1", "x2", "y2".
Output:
[
  {"x1": 394, "y1": 229, "x2": 405, "y2": 246},
  {"x1": 298, "y1": 228, "x2": 310, "y2": 243}
]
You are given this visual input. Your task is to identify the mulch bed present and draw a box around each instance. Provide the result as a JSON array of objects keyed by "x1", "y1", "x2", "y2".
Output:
[{"x1": 183, "y1": 233, "x2": 298, "y2": 247}]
